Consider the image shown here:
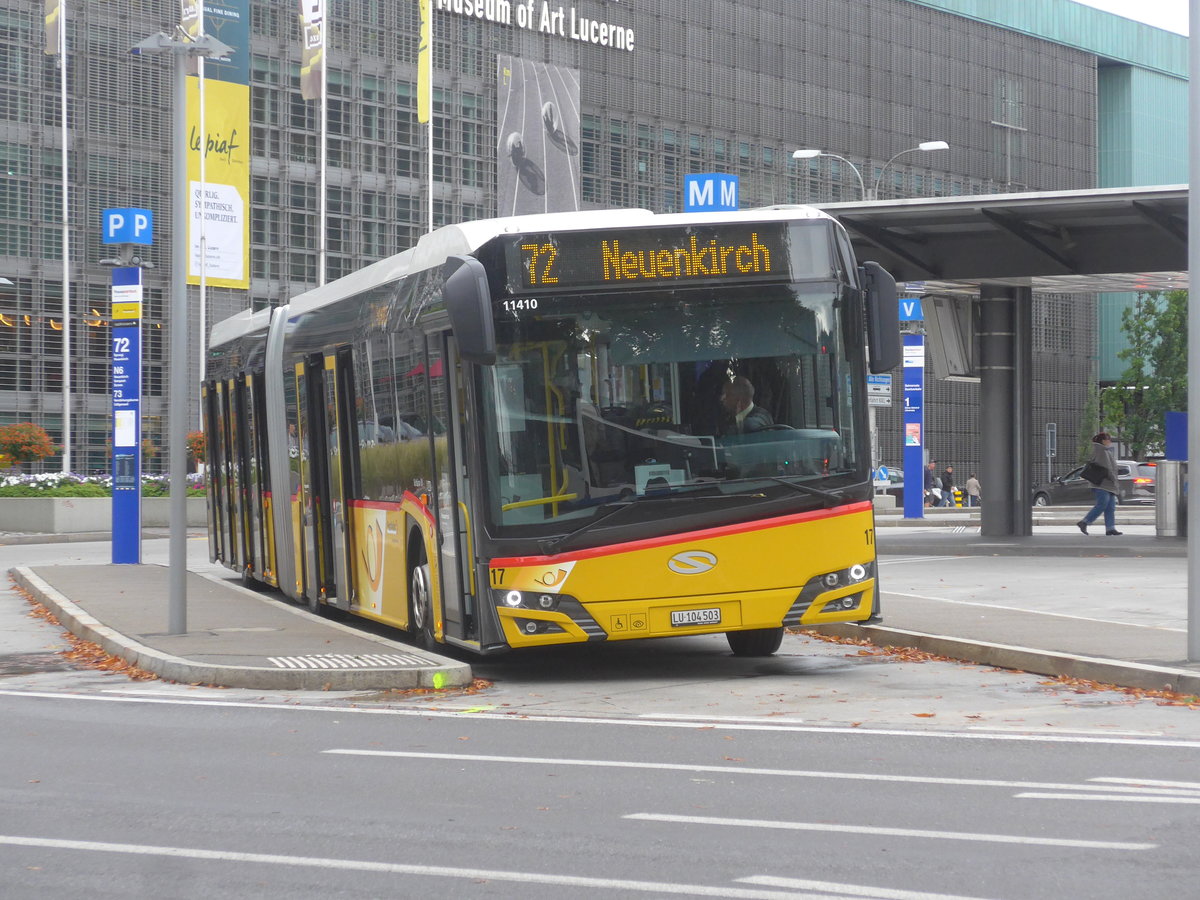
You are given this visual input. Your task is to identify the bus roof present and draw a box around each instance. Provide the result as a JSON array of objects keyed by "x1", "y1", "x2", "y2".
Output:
[
  {"x1": 207, "y1": 304, "x2": 273, "y2": 349},
  {"x1": 211, "y1": 205, "x2": 835, "y2": 346}
]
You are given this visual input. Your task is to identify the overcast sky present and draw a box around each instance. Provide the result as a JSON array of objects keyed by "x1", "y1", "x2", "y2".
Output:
[{"x1": 1073, "y1": 0, "x2": 1188, "y2": 35}]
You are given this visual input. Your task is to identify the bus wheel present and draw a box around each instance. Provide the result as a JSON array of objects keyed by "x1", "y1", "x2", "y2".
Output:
[
  {"x1": 726, "y1": 627, "x2": 783, "y2": 657},
  {"x1": 410, "y1": 556, "x2": 435, "y2": 650}
]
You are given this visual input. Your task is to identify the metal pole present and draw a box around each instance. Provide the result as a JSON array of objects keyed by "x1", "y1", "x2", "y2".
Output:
[
  {"x1": 59, "y1": 1, "x2": 70, "y2": 473},
  {"x1": 197, "y1": 48, "x2": 207, "y2": 390},
  {"x1": 169, "y1": 43, "x2": 188, "y2": 635},
  {"x1": 318, "y1": 29, "x2": 327, "y2": 285},
  {"x1": 1187, "y1": 0, "x2": 1199, "y2": 660}
]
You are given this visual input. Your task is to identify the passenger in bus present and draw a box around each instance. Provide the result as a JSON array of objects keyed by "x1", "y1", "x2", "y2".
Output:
[{"x1": 719, "y1": 376, "x2": 774, "y2": 435}]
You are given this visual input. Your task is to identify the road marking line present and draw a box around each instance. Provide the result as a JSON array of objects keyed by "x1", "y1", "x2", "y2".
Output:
[
  {"x1": 1016, "y1": 792, "x2": 1200, "y2": 804},
  {"x1": 738, "y1": 876, "x2": 996, "y2": 900},
  {"x1": 1090, "y1": 777, "x2": 1200, "y2": 791},
  {"x1": 878, "y1": 591, "x2": 1186, "y2": 632},
  {"x1": 0, "y1": 835, "x2": 854, "y2": 899},
  {"x1": 322, "y1": 749, "x2": 1192, "y2": 797},
  {"x1": 1, "y1": 689, "x2": 1198, "y2": 747},
  {"x1": 624, "y1": 813, "x2": 1155, "y2": 850},
  {"x1": 648, "y1": 714, "x2": 807, "y2": 724},
  {"x1": 877, "y1": 556, "x2": 968, "y2": 565}
]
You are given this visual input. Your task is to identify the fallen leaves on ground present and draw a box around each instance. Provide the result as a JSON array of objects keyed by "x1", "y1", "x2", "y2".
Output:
[
  {"x1": 378, "y1": 678, "x2": 493, "y2": 699},
  {"x1": 796, "y1": 628, "x2": 952, "y2": 664},
  {"x1": 796, "y1": 626, "x2": 1200, "y2": 710},
  {"x1": 1039, "y1": 675, "x2": 1200, "y2": 708},
  {"x1": 62, "y1": 630, "x2": 160, "y2": 681},
  {"x1": 22, "y1": 590, "x2": 159, "y2": 681}
]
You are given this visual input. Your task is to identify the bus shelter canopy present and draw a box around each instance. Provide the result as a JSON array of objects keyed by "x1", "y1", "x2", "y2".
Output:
[{"x1": 812, "y1": 184, "x2": 1188, "y2": 296}]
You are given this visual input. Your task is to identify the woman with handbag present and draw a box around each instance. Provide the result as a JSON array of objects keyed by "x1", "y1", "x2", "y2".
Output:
[{"x1": 1077, "y1": 432, "x2": 1121, "y2": 536}]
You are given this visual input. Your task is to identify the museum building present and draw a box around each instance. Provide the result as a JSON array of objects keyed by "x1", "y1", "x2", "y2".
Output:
[{"x1": 0, "y1": 0, "x2": 1186, "y2": 475}]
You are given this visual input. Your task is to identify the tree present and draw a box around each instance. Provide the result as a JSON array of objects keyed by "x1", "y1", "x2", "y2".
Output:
[
  {"x1": 0, "y1": 422, "x2": 60, "y2": 467},
  {"x1": 186, "y1": 430, "x2": 206, "y2": 464},
  {"x1": 1104, "y1": 290, "x2": 1188, "y2": 460},
  {"x1": 1076, "y1": 382, "x2": 1102, "y2": 464}
]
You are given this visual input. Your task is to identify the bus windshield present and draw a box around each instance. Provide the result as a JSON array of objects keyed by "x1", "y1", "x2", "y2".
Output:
[{"x1": 478, "y1": 280, "x2": 865, "y2": 536}]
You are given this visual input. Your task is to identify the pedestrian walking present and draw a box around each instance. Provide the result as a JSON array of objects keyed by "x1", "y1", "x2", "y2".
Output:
[
  {"x1": 965, "y1": 473, "x2": 981, "y2": 507},
  {"x1": 937, "y1": 464, "x2": 956, "y2": 507},
  {"x1": 1077, "y1": 432, "x2": 1121, "y2": 536},
  {"x1": 924, "y1": 460, "x2": 938, "y2": 506}
]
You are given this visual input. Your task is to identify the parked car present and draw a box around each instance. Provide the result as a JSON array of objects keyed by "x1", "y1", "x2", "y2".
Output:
[
  {"x1": 872, "y1": 470, "x2": 905, "y2": 499},
  {"x1": 1031, "y1": 459, "x2": 1155, "y2": 506}
]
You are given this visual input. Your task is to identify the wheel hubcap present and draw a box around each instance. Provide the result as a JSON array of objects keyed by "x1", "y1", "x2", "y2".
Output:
[{"x1": 412, "y1": 567, "x2": 429, "y2": 632}]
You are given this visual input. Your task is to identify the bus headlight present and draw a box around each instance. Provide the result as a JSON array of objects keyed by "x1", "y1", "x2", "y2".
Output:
[
  {"x1": 494, "y1": 589, "x2": 566, "y2": 612},
  {"x1": 849, "y1": 564, "x2": 867, "y2": 582}
]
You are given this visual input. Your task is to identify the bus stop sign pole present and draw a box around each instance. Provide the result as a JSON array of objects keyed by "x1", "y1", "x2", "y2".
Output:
[{"x1": 110, "y1": 266, "x2": 143, "y2": 563}]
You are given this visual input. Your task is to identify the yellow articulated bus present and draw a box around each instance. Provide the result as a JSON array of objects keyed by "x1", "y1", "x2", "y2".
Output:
[{"x1": 203, "y1": 206, "x2": 900, "y2": 656}]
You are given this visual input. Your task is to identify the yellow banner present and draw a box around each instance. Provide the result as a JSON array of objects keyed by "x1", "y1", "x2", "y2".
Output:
[
  {"x1": 418, "y1": 0, "x2": 431, "y2": 123},
  {"x1": 298, "y1": 0, "x2": 324, "y2": 101},
  {"x1": 44, "y1": 0, "x2": 61, "y2": 56},
  {"x1": 186, "y1": 78, "x2": 250, "y2": 289},
  {"x1": 180, "y1": 1, "x2": 201, "y2": 75}
]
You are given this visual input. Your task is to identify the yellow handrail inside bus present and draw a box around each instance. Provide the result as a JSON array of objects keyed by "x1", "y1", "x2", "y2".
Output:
[{"x1": 502, "y1": 492, "x2": 578, "y2": 511}]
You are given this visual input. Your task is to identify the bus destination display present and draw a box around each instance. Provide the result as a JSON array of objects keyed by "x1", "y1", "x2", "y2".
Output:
[{"x1": 505, "y1": 224, "x2": 794, "y2": 295}]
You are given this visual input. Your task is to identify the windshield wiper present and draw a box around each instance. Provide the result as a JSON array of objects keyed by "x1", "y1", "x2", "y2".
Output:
[
  {"x1": 758, "y1": 476, "x2": 844, "y2": 506},
  {"x1": 538, "y1": 499, "x2": 637, "y2": 556},
  {"x1": 537, "y1": 491, "x2": 765, "y2": 556}
]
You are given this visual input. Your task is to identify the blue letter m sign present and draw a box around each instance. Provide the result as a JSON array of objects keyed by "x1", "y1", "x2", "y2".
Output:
[{"x1": 684, "y1": 174, "x2": 739, "y2": 212}]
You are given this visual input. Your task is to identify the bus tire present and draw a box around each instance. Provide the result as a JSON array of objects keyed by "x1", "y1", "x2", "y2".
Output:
[
  {"x1": 726, "y1": 626, "x2": 783, "y2": 657},
  {"x1": 410, "y1": 555, "x2": 435, "y2": 650}
]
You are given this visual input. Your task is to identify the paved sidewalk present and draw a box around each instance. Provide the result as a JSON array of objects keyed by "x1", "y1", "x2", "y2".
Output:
[
  {"x1": 11, "y1": 564, "x2": 472, "y2": 691},
  {"x1": 805, "y1": 526, "x2": 1200, "y2": 695}
]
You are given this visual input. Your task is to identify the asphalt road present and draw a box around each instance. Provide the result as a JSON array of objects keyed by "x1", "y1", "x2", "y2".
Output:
[
  {"x1": 3, "y1": 688, "x2": 1199, "y2": 899},
  {"x1": 3, "y1": 537, "x2": 1200, "y2": 896}
]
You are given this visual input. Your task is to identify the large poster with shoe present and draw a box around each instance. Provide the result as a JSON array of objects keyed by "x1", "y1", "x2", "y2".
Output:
[{"x1": 496, "y1": 55, "x2": 581, "y2": 216}]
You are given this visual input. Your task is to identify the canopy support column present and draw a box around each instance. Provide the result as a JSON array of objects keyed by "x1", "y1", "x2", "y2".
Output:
[{"x1": 978, "y1": 284, "x2": 1033, "y2": 537}]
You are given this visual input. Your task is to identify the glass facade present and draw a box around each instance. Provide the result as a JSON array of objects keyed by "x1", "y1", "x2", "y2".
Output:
[{"x1": 0, "y1": 0, "x2": 1182, "y2": 478}]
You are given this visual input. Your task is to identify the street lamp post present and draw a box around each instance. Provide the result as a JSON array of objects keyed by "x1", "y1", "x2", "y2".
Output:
[
  {"x1": 130, "y1": 27, "x2": 232, "y2": 636},
  {"x1": 792, "y1": 140, "x2": 949, "y2": 200},
  {"x1": 792, "y1": 141, "x2": 949, "y2": 515}
]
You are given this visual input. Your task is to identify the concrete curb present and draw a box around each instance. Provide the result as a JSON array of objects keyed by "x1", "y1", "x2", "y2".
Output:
[
  {"x1": 0, "y1": 532, "x2": 142, "y2": 545},
  {"x1": 805, "y1": 622, "x2": 1200, "y2": 696},
  {"x1": 11, "y1": 566, "x2": 474, "y2": 691}
]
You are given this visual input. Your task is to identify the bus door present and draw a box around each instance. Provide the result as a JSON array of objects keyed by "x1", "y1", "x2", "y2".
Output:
[
  {"x1": 214, "y1": 379, "x2": 235, "y2": 565},
  {"x1": 295, "y1": 357, "x2": 333, "y2": 607},
  {"x1": 430, "y1": 336, "x2": 474, "y2": 641},
  {"x1": 228, "y1": 375, "x2": 251, "y2": 575},
  {"x1": 323, "y1": 348, "x2": 359, "y2": 610},
  {"x1": 201, "y1": 382, "x2": 220, "y2": 563},
  {"x1": 242, "y1": 373, "x2": 267, "y2": 582}
]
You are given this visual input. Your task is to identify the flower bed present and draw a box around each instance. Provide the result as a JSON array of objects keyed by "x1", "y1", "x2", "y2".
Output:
[
  {"x1": 0, "y1": 472, "x2": 206, "y2": 498},
  {"x1": 0, "y1": 473, "x2": 208, "y2": 533}
]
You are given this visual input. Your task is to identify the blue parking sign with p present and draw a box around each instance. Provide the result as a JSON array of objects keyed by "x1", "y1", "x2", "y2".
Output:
[{"x1": 102, "y1": 208, "x2": 153, "y2": 245}]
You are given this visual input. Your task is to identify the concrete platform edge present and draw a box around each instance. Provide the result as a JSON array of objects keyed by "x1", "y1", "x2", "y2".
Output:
[
  {"x1": 804, "y1": 622, "x2": 1200, "y2": 696},
  {"x1": 10, "y1": 566, "x2": 474, "y2": 691}
]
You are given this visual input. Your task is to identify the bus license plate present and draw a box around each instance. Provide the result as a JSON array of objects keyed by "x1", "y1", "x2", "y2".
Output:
[{"x1": 671, "y1": 607, "x2": 721, "y2": 627}]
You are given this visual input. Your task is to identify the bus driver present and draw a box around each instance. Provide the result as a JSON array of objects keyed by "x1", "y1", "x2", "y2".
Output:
[{"x1": 719, "y1": 375, "x2": 774, "y2": 435}]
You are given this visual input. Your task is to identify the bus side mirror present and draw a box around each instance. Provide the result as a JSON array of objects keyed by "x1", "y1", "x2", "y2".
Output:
[
  {"x1": 443, "y1": 255, "x2": 497, "y2": 365},
  {"x1": 861, "y1": 260, "x2": 900, "y2": 373}
]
